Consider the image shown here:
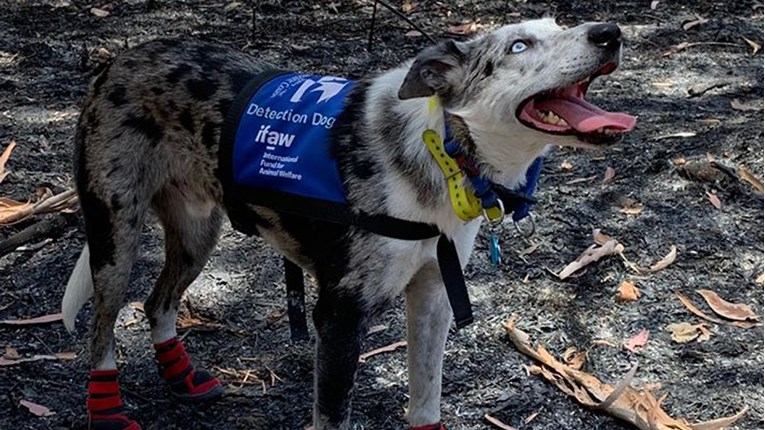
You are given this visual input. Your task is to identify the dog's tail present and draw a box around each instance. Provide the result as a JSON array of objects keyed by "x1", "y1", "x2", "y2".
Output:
[{"x1": 62, "y1": 245, "x2": 94, "y2": 332}]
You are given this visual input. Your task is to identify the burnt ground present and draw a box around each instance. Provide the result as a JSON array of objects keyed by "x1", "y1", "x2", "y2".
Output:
[{"x1": 0, "y1": 1, "x2": 763, "y2": 429}]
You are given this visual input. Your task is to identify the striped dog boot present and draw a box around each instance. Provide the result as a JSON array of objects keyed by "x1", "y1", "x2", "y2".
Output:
[
  {"x1": 153, "y1": 337, "x2": 223, "y2": 401},
  {"x1": 410, "y1": 424, "x2": 446, "y2": 430},
  {"x1": 87, "y1": 370, "x2": 141, "y2": 430}
]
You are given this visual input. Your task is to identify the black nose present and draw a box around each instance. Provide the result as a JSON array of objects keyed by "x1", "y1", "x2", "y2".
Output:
[{"x1": 588, "y1": 23, "x2": 622, "y2": 50}]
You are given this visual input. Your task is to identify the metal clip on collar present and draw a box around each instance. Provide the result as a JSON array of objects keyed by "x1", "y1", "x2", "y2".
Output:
[
  {"x1": 482, "y1": 198, "x2": 505, "y2": 225},
  {"x1": 513, "y1": 212, "x2": 536, "y2": 238}
]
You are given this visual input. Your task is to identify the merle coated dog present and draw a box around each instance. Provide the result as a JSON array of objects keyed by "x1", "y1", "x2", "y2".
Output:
[{"x1": 62, "y1": 18, "x2": 636, "y2": 430}]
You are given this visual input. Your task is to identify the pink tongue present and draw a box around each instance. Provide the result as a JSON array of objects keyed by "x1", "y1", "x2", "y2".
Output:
[{"x1": 536, "y1": 97, "x2": 637, "y2": 133}]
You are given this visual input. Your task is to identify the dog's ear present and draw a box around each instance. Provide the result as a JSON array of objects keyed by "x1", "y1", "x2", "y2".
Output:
[{"x1": 398, "y1": 40, "x2": 468, "y2": 100}]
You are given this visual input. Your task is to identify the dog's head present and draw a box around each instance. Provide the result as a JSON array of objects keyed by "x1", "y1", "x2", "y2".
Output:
[{"x1": 399, "y1": 18, "x2": 637, "y2": 156}]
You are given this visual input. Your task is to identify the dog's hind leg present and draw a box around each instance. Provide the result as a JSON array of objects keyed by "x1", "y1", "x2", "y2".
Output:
[
  {"x1": 404, "y1": 262, "x2": 451, "y2": 430},
  {"x1": 144, "y1": 184, "x2": 224, "y2": 402},
  {"x1": 76, "y1": 143, "x2": 153, "y2": 430}
]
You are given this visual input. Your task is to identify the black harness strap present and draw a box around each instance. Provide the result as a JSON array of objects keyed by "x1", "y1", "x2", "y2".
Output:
[{"x1": 437, "y1": 236, "x2": 473, "y2": 328}]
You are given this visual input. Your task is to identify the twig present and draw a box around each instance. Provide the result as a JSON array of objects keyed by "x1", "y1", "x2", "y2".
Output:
[
  {"x1": 0, "y1": 188, "x2": 78, "y2": 226},
  {"x1": 15, "y1": 238, "x2": 53, "y2": 252},
  {"x1": 368, "y1": 0, "x2": 437, "y2": 44},
  {"x1": 368, "y1": 0, "x2": 378, "y2": 52},
  {"x1": 178, "y1": 329, "x2": 192, "y2": 343},
  {"x1": 687, "y1": 81, "x2": 731, "y2": 98},
  {"x1": 0, "y1": 212, "x2": 77, "y2": 258},
  {"x1": 595, "y1": 364, "x2": 637, "y2": 410},
  {"x1": 358, "y1": 340, "x2": 406, "y2": 363}
]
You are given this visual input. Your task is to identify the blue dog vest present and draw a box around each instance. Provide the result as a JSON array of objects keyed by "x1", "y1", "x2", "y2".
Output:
[{"x1": 231, "y1": 72, "x2": 355, "y2": 204}]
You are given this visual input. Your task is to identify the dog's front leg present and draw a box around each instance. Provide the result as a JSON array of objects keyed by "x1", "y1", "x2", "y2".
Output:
[
  {"x1": 405, "y1": 222, "x2": 480, "y2": 429},
  {"x1": 312, "y1": 287, "x2": 366, "y2": 430},
  {"x1": 404, "y1": 262, "x2": 451, "y2": 428}
]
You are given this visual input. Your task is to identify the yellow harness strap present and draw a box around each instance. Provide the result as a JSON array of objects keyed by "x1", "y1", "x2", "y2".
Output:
[
  {"x1": 422, "y1": 128, "x2": 482, "y2": 222},
  {"x1": 422, "y1": 96, "x2": 504, "y2": 223}
]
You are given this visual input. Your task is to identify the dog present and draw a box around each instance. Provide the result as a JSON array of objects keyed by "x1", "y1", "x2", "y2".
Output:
[{"x1": 61, "y1": 18, "x2": 635, "y2": 430}]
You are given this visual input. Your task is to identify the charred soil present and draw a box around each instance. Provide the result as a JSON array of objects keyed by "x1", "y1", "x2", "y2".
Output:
[{"x1": 0, "y1": 1, "x2": 763, "y2": 429}]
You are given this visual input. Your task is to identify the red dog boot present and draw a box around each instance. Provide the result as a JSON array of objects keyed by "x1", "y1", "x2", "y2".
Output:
[
  {"x1": 154, "y1": 337, "x2": 223, "y2": 402},
  {"x1": 87, "y1": 370, "x2": 141, "y2": 430},
  {"x1": 410, "y1": 424, "x2": 446, "y2": 430}
]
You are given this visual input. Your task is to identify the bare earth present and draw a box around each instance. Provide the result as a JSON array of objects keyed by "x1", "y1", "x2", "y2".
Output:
[{"x1": 0, "y1": 1, "x2": 763, "y2": 429}]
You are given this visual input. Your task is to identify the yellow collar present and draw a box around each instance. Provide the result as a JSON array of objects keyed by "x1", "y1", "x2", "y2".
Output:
[{"x1": 422, "y1": 97, "x2": 503, "y2": 223}]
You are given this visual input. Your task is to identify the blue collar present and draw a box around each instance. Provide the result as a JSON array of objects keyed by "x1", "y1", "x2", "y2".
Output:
[{"x1": 443, "y1": 120, "x2": 543, "y2": 222}]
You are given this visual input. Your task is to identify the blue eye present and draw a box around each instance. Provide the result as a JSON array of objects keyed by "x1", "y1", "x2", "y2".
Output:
[{"x1": 510, "y1": 41, "x2": 528, "y2": 53}]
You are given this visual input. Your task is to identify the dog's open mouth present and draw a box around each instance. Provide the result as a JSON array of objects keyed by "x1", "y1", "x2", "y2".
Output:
[{"x1": 516, "y1": 63, "x2": 637, "y2": 145}]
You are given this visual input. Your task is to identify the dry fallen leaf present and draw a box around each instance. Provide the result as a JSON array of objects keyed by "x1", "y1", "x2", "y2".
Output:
[
  {"x1": 665, "y1": 322, "x2": 712, "y2": 343},
  {"x1": 129, "y1": 302, "x2": 145, "y2": 313},
  {"x1": 756, "y1": 273, "x2": 764, "y2": 284},
  {"x1": 742, "y1": 37, "x2": 761, "y2": 55},
  {"x1": 485, "y1": 414, "x2": 518, "y2": 430},
  {"x1": 402, "y1": 1, "x2": 415, "y2": 13},
  {"x1": 0, "y1": 197, "x2": 33, "y2": 224},
  {"x1": 738, "y1": 165, "x2": 763, "y2": 193},
  {"x1": 504, "y1": 317, "x2": 748, "y2": 430},
  {"x1": 358, "y1": 340, "x2": 406, "y2": 363},
  {"x1": 730, "y1": 98, "x2": 760, "y2": 111},
  {"x1": 682, "y1": 15, "x2": 708, "y2": 31},
  {"x1": 0, "y1": 139, "x2": 16, "y2": 183},
  {"x1": 0, "y1": 312, "x2": 63, "y2": 326},
  {"x1": 524, "y1": 411, "x2": 540, "y2": 424},
  {"x1": 565, "y1": 175, "x2": 598, "y2": 185},
  {"x1": 563, "y1": 347, "x2": 587, "y2": 370},
  {"x1": 89, "y1": 7, "x2": 110, "y2": 17},
  {"x1": 557, "y1": 229, "x2": 624, "y2": 279},
  {"x1": 603, "y1": 167, "x2": 616, "y2": 183},
  {"x1": 699, "y1": 118, "x2": 723, "y2": 126},
  {"x1": 654, "y1": 131, "x2": 696, "y2": 140},
  {"x1": 697, "y1": 289, "x2": 759, "y2": 322},
  {"x1": 558, "y1": 240, "x2": 623, "y2": 280},
  {"x1": 619, "y1": 205, "x2": 644, "y2": 216},
  {"x1": 224, "y1": 1, "x2": 242, "y2": 11},
  {"x1": 650, "y1": 0, "x2": 660, "y2": 9},
  {"x1": 177, "y1": 315, "x2": 223, "y2": 331},
  {"x1": 560, "y1": 160, "x2": 573, "y2": 171},
  {"x1": 707, "y1": 192, "x2": 722, "y2": 210},
  {"x1": 617, "y1": 280, "x2": 640, "y2": 302},
  {"x1": 20, "y1": 400, "x2": 55, "y2": 417},
  {"x1": 676, "y1": 293, "x2": 759, "y2": 329},
  {"x1": 592, "y1": 228, "x2": 615, "y2": 246},
  {"x1": 404, "y1": 30, "x2": 422, "y2": 37},
  {"x1": 673, "y1": 157, "x2": 687, "y2": 166},
  {"x1": 448, "y1": 21, "x2": 480, "y2": 35},
  {"x1": 3, "y1": 346, "x2": 21, "y2": 360},
  {"x1": 649, "y1": 245, "x2": 677, "y2": 273},
  {"x1": 55, "y1": 351, "x2": 77, "y2": 360},
  {"x1": 0, "y1": 353, "x2": 75, "y2": 366},
  {"x1": 623, "y1": 329, "x2": 649, "y2": 352},
  {"x1": 0, "y1": 188, "x2": 78, "y2": 225}
]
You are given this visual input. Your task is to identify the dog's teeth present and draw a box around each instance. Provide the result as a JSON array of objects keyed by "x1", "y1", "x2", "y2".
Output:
[
  {"x1": 541, "y1": 111, "x2": 560, "y2": 125},
  {"x1": 557, "y1": 117, "x2": 568, "y2": 126}
]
